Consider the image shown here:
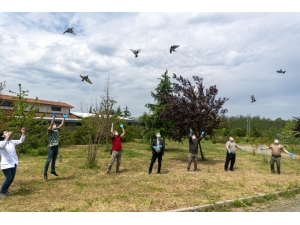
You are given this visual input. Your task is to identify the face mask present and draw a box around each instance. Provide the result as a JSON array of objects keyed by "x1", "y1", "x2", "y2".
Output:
[
  {"x1": 52, "y1": 124, "x2": 57, "y2": 130},
  {"x1": 156, "y1": 134, "x2": 161, "y2": 138},
  {"x1": 114, "y1": 132, "x2": 118, "y2": 136},
  {"x1": 192, "y1": 135, "x2": 196, "y2": 139},
  {"x1": 3, "y1": 131, "x2": 9, "y2": 138}
]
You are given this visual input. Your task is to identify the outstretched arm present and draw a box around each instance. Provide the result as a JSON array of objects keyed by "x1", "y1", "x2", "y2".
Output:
[
  {"x1": 58, "y1": 113, "x2": 68, "y2": 129},
  {"x1": 120, "y1": 124, "x2": 125, "y2": 138},
  {"x1": 111, "y1": 122, "x2": 114, "y2": 137},
  {"x1": 48, "y1": 113, "x2": 56, "y2": 130}
]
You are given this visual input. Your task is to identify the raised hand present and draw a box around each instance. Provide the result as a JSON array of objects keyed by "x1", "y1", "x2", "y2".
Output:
[
  {"x1": 63, "y1": 114, "x2": 69, "y2": 119},
  {"x1": 120, "y1": 124, "x2": 124, "y2": 128},
  {"x1": 53, "y1": 113, "x2": 57, "y2": 119},
  {"x1": 190, "y1": 128, "x2": 192, "y2": 134}
]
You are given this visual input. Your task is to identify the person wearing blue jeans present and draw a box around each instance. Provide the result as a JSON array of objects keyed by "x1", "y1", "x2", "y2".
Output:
[
  {"x1": 0, "y1": 127, "x2": 26, "y2": 198},
  {"x1": 44, "y1": 113, "x2": 68, "y2": 180}
]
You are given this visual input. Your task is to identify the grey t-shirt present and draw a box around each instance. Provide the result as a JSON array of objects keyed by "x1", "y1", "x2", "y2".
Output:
[{"x1": 226, "y1": 141, "x2": 237, "y2": 154}]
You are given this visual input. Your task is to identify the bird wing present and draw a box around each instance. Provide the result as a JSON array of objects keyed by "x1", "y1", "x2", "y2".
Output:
[
  {"x1": 85, "y1": 77, "x2": 93, "y2": 84},
  {"x1": 71, "y1": 30, "x2": 76, "y2": 35},
  {"x1": 63, "y1": 29, "x2": 68, "y2": 34},
  {"x1": 137, "y1": 49, "x2": 141, "y2": 53},
  {"x1": 283, "y1": 71, "x2": 286, "y2": 74},
  {"x1": 130, "y1": 49, "x2": 137, "y2": 54},
  {"x1": 79, "y1": 75, "x2": 86, "y2": 79},
  {"x1": 173, "y1": 45, "x2": 179, "y2": 49}
]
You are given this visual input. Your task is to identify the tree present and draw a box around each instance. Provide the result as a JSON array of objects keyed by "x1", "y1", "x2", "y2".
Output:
[
  {"x1": 144, "y1": 69, "x2": 174, "y2": 141},
  {"x1": 115, "y1": 105, "x2": 122, "y2": 116},
  {"x1": 123, "y1": 105, "x2": 131, "y2": 118},
  {"x1": 159, "y1": 74, "x2": 228, "y2": 160},
  {"x1": 0, "y1": 81, "x2": 6, "y2": 94},
  {"x1": 7, "y1": 84, "x2": 47, "y2": 152},
  {"x1": 81, "y1": 76, "x2": 116, "y2": 166},
  {"x1": 293, "y1": 116, "x2": 300, "y2": 138}
]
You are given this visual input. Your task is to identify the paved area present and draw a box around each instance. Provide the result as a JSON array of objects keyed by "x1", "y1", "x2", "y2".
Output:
[{"x1": 231, "y1": 194, "x2": 300, "y2": 212}]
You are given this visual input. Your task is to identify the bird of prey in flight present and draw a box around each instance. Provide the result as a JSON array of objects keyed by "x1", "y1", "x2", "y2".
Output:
[
  {"x1": 276, "y1": 69, "x2": 286, "y2": 74},
  {"x1": 130, "y1": 49, "x2": 141, "y2": 57},
  {"x1": 170, "y1": 45, "x2": 179, "y2": 54},
  {"x1": 251, "y1": 95, "x2": 256, "y2": 103},
  {"x1": 80, "y1": 75, "x2": 92, "y2": 84},
  {"x1": 63, "y1": 28, "x2": 76, "y2": 36}
]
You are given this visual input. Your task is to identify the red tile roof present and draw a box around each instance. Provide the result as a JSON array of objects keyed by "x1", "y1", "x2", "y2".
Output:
[{"x1": 0, "y1": 94, "x2": 73, "y2": 108}]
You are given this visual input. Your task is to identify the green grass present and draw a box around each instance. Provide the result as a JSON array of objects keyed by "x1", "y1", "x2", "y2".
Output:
[{"x1": 1, "y1": 139, "x2": 300, "y2": 212}]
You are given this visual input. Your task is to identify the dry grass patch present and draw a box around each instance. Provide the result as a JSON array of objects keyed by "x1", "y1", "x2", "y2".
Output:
[{"x1": 0, "y1": 140, "x2": 300, "y2": 211}]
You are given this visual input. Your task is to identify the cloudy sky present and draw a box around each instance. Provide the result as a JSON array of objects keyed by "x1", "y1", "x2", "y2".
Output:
[{"x1": 1, "y1": 1, "x2": 300, "y2": 121}]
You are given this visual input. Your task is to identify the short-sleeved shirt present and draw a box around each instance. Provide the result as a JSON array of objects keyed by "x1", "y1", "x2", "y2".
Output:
[
  {"x1": 268, "y1": 144, "x2": 284, "y2": 157},
  {"x1": 48, "y1": 128, "x2": 60, "y2": 147},
  {"x1": 226, "y1": 141, "x2": 238, "y2": 154},
  {"x1": 111, "y1": 136, "x2": 122, "y2": 151}
]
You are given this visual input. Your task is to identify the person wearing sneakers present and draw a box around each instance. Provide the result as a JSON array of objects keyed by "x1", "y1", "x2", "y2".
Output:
[
  {"x1": 187, "y1": 129, "x2": 204, "y2": 172},
  {"x1": 43, "y1": 113, "x2": 68, "y2": 180},
  {"x1": 260, "y1": 139, "x2": 292, "y2": 174},
  {"x1": 0, "y1": 127, "x2": 26, "y2": 198},
  {"x1": 148, "y1": 132, "x2": 165, "y2": 174},
  {"x1": 106, "y1": 122, "x2": 125, "y2": 174},
  {"x1": 224, "y1": 136, "x2": 245, "y2": 171}
]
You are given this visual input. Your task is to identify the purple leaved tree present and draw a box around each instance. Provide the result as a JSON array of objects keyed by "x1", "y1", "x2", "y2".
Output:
[{"x1": 159, "y1": 73, "x2": 229, "y2": 160}]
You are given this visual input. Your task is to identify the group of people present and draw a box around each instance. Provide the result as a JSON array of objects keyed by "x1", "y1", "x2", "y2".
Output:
[{"x1": 0, "y1": 112, "x2": 294, "y2": 198}]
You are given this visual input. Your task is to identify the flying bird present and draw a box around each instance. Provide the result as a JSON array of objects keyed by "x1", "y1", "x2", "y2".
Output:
[
  {"x1": 130, "y1": 49, "x2": 141, "y2": 58},
  {"x1": 63, "y1": 28, "x2": 76, "y2": 36},
  {"x1": 79, "y1": 75, "x2": 92, "y2": 84},
  {"x1": 251, "y1": 95, "x2": 256, "y2": 103},
  {"x1": 276, "y1": 69, "x2": 286, "y2": 74},
  {"x1": 170, "y1": 45, "x2": 179, "y2": 54}
]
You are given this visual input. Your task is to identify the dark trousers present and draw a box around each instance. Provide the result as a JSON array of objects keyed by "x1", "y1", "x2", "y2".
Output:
[
  {"x1": 224, "y1": 152, "x2": 236, "y2": 170},
  {"x1": 0, "y1": 164, "x2": 17, "y2": 193},
  {"x1": 44, "y1": 145, "x2": 59, "y2": 173},
  {"x1": 149, "y1": 153, "x2": 163, "y2": 173}
]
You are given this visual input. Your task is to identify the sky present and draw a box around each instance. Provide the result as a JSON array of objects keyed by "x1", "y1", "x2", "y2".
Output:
[{"x1": 1, "y1": 1, "x2": 300, "y2": 123}]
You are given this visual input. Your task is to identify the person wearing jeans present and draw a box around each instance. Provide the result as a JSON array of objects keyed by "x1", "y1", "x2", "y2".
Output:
[
  {"x1": 0, "y1": 127, "x2": 26, "y2": 198},
  {"x1": 44, "y1": 113, "x2": 68, "y2": 180}
]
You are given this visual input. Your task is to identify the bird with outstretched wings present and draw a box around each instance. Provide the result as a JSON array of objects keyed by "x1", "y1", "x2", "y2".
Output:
[
  {"x1": 80, "y1": 75, "x2": 92, "y2": 84},
  {"x1": 170, "y1": 45, "x2": 179, "y2": 54},
  {"x1": 251, "y1": 95, "x2": 256, "y2": 103},
  {"x1": 63, "y1": 28, "x2": 76, "y2": 36},
  {"x1": 276, "y1": 69, "x2": 286, "y2": 74},
  {"x1": 130, "y1": 49, "x2": 141, "y2": 57}
]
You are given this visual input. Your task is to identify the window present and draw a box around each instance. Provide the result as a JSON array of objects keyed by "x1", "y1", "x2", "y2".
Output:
[
  {"x1": 51, "y1": 106, "x2": 61, "y2": 111},
  {"x1": 0, "y1": 100, "x2": 13, "y2": 107}
]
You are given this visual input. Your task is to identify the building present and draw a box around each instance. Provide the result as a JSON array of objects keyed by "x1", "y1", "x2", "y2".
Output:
[
  {"x1": 0, "y1": 94, "x2": 80, "y2": 128},
  {"x1": 0, "y1": 94, "x2": 139, "y2": 127}
]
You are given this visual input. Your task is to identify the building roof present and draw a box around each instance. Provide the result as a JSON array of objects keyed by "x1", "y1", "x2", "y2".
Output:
[{"x1": 0, "y1": 94, "x2": 73, "y2": 108}]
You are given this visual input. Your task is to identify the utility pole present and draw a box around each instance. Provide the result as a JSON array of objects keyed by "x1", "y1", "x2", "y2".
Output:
[{"x1": 247, "y1": 114, "x2": 251, "y2": 138}]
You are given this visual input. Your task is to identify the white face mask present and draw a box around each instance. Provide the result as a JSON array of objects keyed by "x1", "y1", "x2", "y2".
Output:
[
  {"x1": 3, "y1": 131, "x2": 9, "y2": 138},
  {"x1": 156, "y1": 134, "x2": 161, "y2": 138},
  {"x1": 114, "y1": 131, "x2": 118, "y2": 136},
  {"x1": 52, "y1": 124, "x2": 57, "y2": 130},
  {"x1": 192, "y1": 135, "x2": 196, "y2": 139}
]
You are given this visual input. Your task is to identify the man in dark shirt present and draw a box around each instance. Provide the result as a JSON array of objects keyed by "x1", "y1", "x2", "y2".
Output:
[{"x1": 187, "y1": 129, "x2": 204, "y2": 172}]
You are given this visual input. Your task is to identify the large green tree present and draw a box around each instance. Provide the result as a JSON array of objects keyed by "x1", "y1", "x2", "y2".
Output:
[{"x1": 144, "y1": 69, "x2": 174, "y2": 142}]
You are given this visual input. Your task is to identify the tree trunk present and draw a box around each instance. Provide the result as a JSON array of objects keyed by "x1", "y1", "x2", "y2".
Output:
[{"x1": 198, "y1": 142, "x2": 205, "y2": 160}]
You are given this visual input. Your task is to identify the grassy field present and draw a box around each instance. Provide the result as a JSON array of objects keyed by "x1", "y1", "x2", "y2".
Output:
[{"x1": 1, "y1": 139, "x2": 300, "y2": 212}]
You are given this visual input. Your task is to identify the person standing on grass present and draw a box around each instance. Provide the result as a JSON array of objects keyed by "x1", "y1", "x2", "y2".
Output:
[
  {"x1": 44, "y1": 113, "x2": 68, "y2": 180},
  {"x1": 224, "y1": 136, "x2": 245, "y2": 171},
  {"x1": 260, "y1": 139, "x2": 293, "y2": 174},
  {"x1": 106, "y1": 122, "x2": 125, "y2": 174},
  {"x1": 0, "y1": 127, "x2": 26, "y2": 198},
  {"x1": 148, "y1": 132, "x2": 165, "y2": 174},
  {"x1": 187, "y1": 129, "x2": 204, "y2": 172}
]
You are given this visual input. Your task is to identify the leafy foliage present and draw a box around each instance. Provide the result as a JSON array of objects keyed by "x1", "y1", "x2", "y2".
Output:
[{"x1": 144, "y1": 69, "x2": 174, "y2": 142}]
